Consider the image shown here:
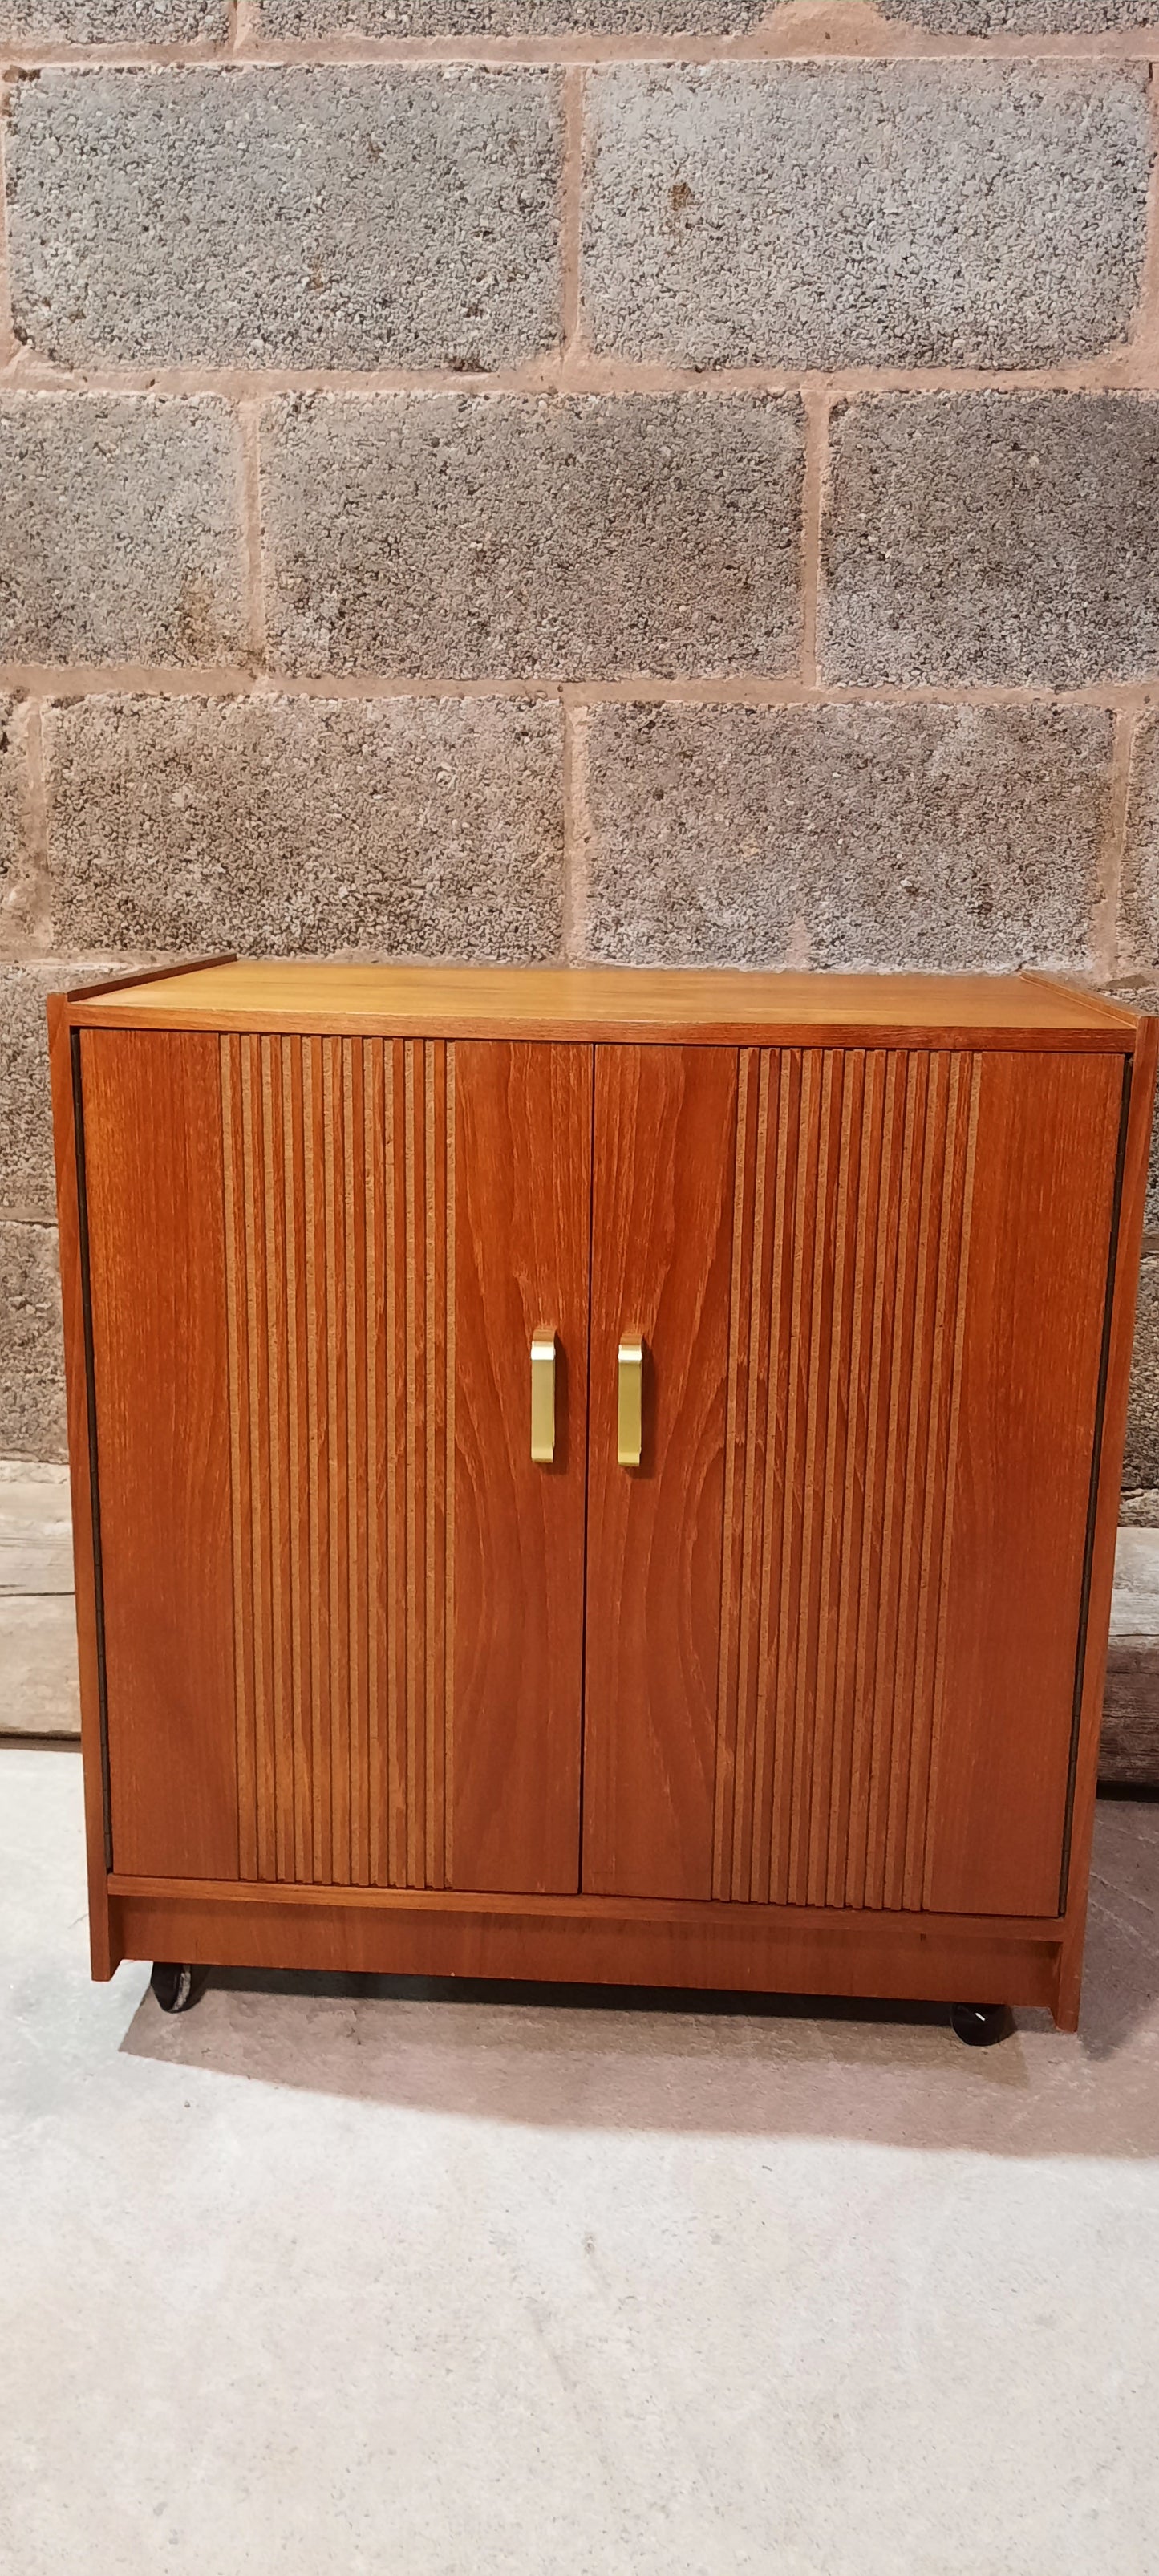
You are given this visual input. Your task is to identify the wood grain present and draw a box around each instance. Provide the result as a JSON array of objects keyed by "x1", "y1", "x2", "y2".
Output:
[
  {"x1": 925, "y1": 1051, "x2": 1125, "y2": 1918},
  {"x1": 46, "y1": 998, "x2": 117, "y2": 1976},
  {"x1": 582, "y1": 1045, "x2": 738, "y2": 1899},
  {"x1": 221, "y1": 1035, "x2": 589, "y2": 1897},
  {"x1": 221, "y1": 1034, "x2": 454, "y2": 1891},
  {"x1": 63, "y1": 955, "x2": 235, "y2": 1005},
  {"x1": 451, "y1": 1042, "x2": 591, "y2": 1894},
  {"x1": 108, "y1": 1872, "x2": 1062, "y2": 1936},
  {"x1": 80, "y1": 1030, "x2": 239, "y2": 1881},
  {"x1": 714, "y1": 1048, "x2": 979, "y2": 1913},
  {"x1": 108, "y1": 1883, "x2": 1061, "y2": 2011},
  {"x1": 71, "y1": 961, "x2": 1137, "y2": 1050}
]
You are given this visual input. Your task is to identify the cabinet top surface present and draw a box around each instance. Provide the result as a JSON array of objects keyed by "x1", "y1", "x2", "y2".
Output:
[{"x1": 67, "y1": 959, "x2": 1141, "y2": 1047}]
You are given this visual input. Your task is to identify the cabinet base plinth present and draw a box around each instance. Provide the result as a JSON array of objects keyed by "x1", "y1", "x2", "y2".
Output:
[{"x1": 104, "y1": 1883, "x2": 1068, "y2": 2024}]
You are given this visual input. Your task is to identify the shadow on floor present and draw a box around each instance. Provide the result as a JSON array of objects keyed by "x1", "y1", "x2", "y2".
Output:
[{"x1": 118, "y1": 1802, "x2": 1159, "y2": 2160}]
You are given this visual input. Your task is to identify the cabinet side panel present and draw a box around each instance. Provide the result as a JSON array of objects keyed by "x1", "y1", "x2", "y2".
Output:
[
  {"x1": 925, "y1": 1051, "x2": 1123, "y2": 1918},
  {"x1": 81, "y1": 1029, "x2": 239, "y2": 1882},
  {"x1": 583, "y1": 1045, "x2": 737, "y2": 1901},
  {"x1": 451, "y1": 1041, "x2": 591, "y2": 1896},
  {"x1": 48, "y1": 1004, "x2": 116, "y2": 1974}
]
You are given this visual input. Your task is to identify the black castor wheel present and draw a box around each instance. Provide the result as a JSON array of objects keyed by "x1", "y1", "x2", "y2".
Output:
[
  {"x1": 950, "y1": 2001, "x2": 1013, "y2": 2048},
  {"x1": 150, "y1": 1961, "x2": 198, "y2": 2015}
]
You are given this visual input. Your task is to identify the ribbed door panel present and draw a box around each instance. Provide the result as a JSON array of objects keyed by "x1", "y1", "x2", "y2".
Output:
[
  {"x1": 220, "y1": 1032, "x2": 453, "y2": 1891},
  {"x1": 713, "y1": 1046, "x2": 981, "y2": 1910}
]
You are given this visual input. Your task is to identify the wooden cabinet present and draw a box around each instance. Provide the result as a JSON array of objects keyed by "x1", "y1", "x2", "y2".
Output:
[{"x1": 50, "y1": 962, "x2": 1156, "y2": 2033}]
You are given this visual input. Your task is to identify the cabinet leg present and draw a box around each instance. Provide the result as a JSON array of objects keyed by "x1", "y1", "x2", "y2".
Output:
[
  {"x1": 950, "y1": 2002, "x2": 1013, "y2": 2048},
  {"x1": 150, "y1": 1962, "x2": 200, "y2": 2015}
]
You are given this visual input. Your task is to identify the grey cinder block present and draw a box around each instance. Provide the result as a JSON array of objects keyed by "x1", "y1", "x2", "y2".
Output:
[
  {"x1": 1, "y1": 963, "x2": 149, "y2": 1227},
  {"x1": 877, "y1": 2, "x2": 1158, "y2": 29},
  {"x1": 1108, "y1": 973, "x2": 1159, "y2": 1229},
  {"x1": 0, "y1": 1223, "x2": 66, "y2": 1463},
  {"x1": 0, "y1": 397, "x2": 245, "y2": 669},
  {"x1": 582, "y1": 65, "x2": 1151, "y2": 371},
  {"x1": 262, "y1": 392, "x2": 804, "y2": 680},
  {"x1": 261, "y1": 1, "x2": 1159, "y2": 39},
  {"x1": 263, "y1": 1, "x2": 770, "y2": 21},
  {"x1": 822, "y1": 394, "x2": 1159, "y2": 689},
  {"x1": 1124, "y1": 1252, "x2": 1159, "y2": 1491},
  {"x1": 8, "y1": 68, "x2": 561, "y2": 373},
  {"x1": 1117, "y1": 716, "x2": 1159, "y2": 981},
  {"x1": 41, "y1": 693, "x2": 564, "y2": 960},
  {"x1": 0, "y1": 966, "x2": 67, "y2": 1227},
  {"x1": 584, "y1": 701, "x2": 1111, "y2": 973},
  {"x1": 0, "y1": 701, "x2": 18, "y2": 886},
  {"x1": 0, "y1": 1, "x2": 225, "y2": 31}
]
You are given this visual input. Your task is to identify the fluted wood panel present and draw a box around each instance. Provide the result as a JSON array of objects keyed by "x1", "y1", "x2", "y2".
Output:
[
  {"x1": 220, "y1": 1033, "x2": 453, "y2": 1890},
  {"x1": 714, "y1": 1046, "x2": 981, "y2": 1911}
]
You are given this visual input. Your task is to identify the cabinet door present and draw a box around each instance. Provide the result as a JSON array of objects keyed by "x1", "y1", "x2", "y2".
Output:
[
  {"x1": 80, "y1": 1028, "x2": 590, "y2": 1895},
  {"x1": 582, "y1": 1041, "x2": 1124, "y2": 1920},
  {"x1": 714, "y1": 1046, "x2": 1123, "y2": 1921}
]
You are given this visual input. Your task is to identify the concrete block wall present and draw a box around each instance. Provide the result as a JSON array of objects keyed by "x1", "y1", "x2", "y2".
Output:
[{"x1": 2, "y1": 0, "x2": 1159, "y2": 1482}]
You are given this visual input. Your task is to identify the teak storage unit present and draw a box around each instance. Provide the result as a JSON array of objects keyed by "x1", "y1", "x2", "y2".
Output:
[{"x1": 49, "y1": 961, "x2": 1156, "y2": 2033}]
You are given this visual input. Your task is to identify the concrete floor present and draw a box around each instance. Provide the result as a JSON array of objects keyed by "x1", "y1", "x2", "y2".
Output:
[{"x1": 2, "y1": 1751, "x2": 1158, "y2": 2574}]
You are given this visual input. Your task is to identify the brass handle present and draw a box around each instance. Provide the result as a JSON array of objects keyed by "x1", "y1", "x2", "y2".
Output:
[
  {"x1": 618, "y1": 1337, "x2": 643, "y2": 1468},
  {"x1": 530, "y1": 1329, "x2": 557, "y2": 1464}
]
